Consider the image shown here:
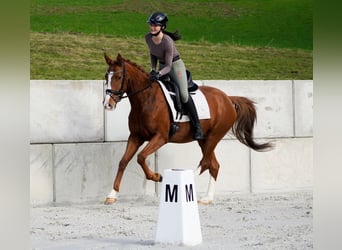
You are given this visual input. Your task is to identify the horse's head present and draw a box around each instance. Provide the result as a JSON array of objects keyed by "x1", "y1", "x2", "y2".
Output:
[{"x1": 103, "y1": 53, "x2": 127, "y2": 110}]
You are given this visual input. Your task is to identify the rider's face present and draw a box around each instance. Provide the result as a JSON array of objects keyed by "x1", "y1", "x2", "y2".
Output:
[{"x1": 149, "y1": 23, "x2": 162, "y2": 35}]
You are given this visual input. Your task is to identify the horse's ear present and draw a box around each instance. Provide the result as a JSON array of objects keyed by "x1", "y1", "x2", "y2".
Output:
[
  {"x1": 104, "y1": 52, "x2": 112, "y2": 65},
  {"x1": 117, "y1": 53, "x2": 123, "y2": 63}
]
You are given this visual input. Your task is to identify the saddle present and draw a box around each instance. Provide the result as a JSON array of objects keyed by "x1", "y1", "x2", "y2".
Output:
[{"x1": 159, "y1": 70, "x2": 198, "y2": 113}]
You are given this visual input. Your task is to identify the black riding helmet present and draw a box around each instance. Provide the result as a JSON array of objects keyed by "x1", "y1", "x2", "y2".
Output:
[{"x1": 147, "y1": 12, "x2": 168, "y2": 30}]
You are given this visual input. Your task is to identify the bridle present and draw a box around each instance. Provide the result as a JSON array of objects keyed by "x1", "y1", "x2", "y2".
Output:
[{"x1": 105, "y1": 62, "x2": 153, "y2": 104}]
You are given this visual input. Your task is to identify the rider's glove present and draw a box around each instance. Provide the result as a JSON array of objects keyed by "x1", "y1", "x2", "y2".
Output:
[{"x1": 149, "y1": 70, "x2": 161, "y2": 82}]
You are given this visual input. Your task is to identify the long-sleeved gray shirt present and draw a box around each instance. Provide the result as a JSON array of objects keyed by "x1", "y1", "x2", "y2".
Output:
[{"x1": 145, "y1": 33, "x2": 180, "y2": 76}]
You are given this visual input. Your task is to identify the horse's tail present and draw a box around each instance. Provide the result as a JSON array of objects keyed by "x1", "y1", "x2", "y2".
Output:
[{"x1": 230, "y1": 96, "x2": 273, "y2": 152}]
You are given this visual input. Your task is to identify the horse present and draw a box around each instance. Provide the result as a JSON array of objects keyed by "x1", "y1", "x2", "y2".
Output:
[{"x1": 102, "y1": 53, "x2": 272, "y2": 205}]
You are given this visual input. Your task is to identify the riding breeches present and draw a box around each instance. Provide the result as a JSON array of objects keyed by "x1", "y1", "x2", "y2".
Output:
[{"x1": 160, "y1": 59, "x2": 189, "y2": 103}]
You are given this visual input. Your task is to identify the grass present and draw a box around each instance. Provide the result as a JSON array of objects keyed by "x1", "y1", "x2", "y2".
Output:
[
  {"x1": 30, "y1": 0, "x2": 312, "y2": 80},
  {"x1": 30, "y1": 32, "x2": 312, "y2": 80}
]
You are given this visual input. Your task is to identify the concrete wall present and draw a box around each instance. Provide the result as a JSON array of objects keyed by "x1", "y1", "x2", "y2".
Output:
[{"x1": 30, "y1": 80, "x2": 313, "y2": 205}]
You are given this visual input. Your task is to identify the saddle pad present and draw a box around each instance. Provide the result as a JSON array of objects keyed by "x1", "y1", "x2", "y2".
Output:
[{"x1": 158, "y1": 81, "x2": 211, "y2": 122}]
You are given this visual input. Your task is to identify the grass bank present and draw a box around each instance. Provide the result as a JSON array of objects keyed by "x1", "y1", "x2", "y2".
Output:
[
  {"x1": 30, "y1": 32, "x2": 312, "y2": 80},
  {"x1": 30, "y1": 0, "x2": 312, "y2": 79}
]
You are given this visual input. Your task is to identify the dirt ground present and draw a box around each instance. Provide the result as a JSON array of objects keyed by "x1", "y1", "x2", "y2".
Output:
[{"x1": 31, "y1": 191, "x2": 312, "y2": 250}]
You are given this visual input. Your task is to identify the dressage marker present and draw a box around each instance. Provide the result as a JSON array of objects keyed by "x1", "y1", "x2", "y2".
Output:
[{"x1": 155, "y1": 169, "x2": 202, "y2": 246}]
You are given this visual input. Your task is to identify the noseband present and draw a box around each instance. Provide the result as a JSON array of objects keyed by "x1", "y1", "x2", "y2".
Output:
[{"x1": 105, "y1": 62, "x2": 153, "y2": 103}]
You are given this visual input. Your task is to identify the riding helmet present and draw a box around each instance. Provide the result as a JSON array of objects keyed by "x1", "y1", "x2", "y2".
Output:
[{"x1": 147, "y1": 12, "x2": 168, "y2": 29}]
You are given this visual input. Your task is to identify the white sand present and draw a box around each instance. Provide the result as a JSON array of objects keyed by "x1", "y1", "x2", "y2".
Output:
[{"x1": 31, "y1": 191, "x2": 312, "y2": 249}]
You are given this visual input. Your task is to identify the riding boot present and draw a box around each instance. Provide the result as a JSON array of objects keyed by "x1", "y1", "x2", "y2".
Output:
[{"x1": 184, "y1": 95, "x2": 205, "y2": 140}]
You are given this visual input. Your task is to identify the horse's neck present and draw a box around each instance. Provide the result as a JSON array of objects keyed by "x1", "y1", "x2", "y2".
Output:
[
  {"x1": 124, "y1": 62, "x2": 164, "y2": 111},
  {"x1": 128, "y1": 82, "x2": 159, "y2": 108},
  {"x1": 126, "y1": 71, "x2": 159, "y2": 109}
]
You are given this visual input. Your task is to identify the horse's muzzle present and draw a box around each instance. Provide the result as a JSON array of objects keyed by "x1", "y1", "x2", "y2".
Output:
[
  {"x1": 103, "y1": 97, "x2": 117, "y2": 110},
  {"x1": 104, "y1": 103, "x2": 113, "y2": 110},
  {"x1": 103, "y1": 93, "x2": 118, "y2": 110}
]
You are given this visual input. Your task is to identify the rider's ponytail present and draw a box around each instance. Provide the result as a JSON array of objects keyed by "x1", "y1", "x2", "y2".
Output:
[{"x1": 164, "y1": 30, "x2": 182, "y2": 41}]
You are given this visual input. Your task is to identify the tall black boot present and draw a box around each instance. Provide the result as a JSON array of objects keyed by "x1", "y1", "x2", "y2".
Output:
[{"x1": 184, "y1": 95, "x2": 205, "y2": 140}]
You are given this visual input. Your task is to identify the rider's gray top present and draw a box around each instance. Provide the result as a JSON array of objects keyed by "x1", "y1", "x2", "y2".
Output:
[{"x1": 145, "y1": 33, "x2": 180, "y2": 76}]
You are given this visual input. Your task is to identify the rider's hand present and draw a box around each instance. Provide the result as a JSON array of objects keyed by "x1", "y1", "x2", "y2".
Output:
[{"x1": 149, "y1": 70, "x2": 161, "y2": 82}]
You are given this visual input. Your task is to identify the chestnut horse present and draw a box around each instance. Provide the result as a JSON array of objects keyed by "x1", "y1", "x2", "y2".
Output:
[{"x1": 103, "y1": 53, "x2": 272, "y2": 205}]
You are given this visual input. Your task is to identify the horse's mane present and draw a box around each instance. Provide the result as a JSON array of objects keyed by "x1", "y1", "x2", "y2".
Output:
[{"x1": 122, "y1": 57, "x2": 149, "y2": 77}]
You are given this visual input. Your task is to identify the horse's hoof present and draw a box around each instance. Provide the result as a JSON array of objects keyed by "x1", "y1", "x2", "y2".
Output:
[
  {"x1": 104, "y1": 197, "x2": 117, "y2": 205},
  {"x1": 159, "y1": 175, "x2": 163, "y2": 182},
  {"x1": 197, "y1": 198, "x2": 213, "y2": 205}
]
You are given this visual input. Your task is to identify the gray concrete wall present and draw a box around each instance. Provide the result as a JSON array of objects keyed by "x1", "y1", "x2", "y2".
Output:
[
  {"x1": 30, "y1": 80, "x2": 313, "y2": 205},
  {"x1": 30, "y1": 80, "x2": 104, "y2": 143}
]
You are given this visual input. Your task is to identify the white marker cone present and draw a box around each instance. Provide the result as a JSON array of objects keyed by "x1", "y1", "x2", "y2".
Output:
[{"x1": 155, "y1": 169, "x2": 202, "y2": 246}]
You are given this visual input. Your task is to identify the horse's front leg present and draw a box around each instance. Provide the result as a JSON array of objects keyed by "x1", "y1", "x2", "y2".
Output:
[
  {"x1": 104, "y1": 135, "x2": 143, "y2": 205},
  {"x1": 137, "y1": 134, "x2": 167, "y2": 182}
]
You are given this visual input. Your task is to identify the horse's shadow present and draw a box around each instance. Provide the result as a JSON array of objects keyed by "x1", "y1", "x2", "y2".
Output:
[
  {"x1": 33, "y1": 237, "x2": 156, "y2": 249},
  {"x1": 110, "y1": 238, "x2": 154, "y2": 246}
]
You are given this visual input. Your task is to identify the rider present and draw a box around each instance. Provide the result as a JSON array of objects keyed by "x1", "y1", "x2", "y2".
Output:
[{"x1": 145, "y1": 12, "x2": 204, "y2": 140}]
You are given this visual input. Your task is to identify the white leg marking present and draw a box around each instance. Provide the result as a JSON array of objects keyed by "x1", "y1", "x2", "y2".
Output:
[
  {"x1": 107, "y1": 189, "x2": 118, "y2": 199},
  {"x1": 206, "y1": 176, "x2": 216, "y2": 199},
  {"x1": 199, "y1": 176, "x2": 216, "y2": 205}
]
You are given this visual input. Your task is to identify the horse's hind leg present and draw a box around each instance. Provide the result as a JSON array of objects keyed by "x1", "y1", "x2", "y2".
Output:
[
  {"x1": 197, "y1": 152, "x2": 219, "y2": 205},
  {"x1": 196, "y1": 138, "x2": 221, "y2": 205}
]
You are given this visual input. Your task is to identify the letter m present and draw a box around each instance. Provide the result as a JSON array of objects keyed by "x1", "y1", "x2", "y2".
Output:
[
  {"x1": 185, "y1": 184, "x2": 194, "y2": 202},
  {"x1": 165, "y1": 184, "x2": 178, "y2": 202}
]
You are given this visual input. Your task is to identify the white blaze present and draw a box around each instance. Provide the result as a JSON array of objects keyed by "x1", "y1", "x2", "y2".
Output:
[{"x1": 103, "y1": 71, "x2": 114, "y2": 107}]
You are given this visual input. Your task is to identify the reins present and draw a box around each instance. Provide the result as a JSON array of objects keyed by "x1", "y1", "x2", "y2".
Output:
[{"x1": 105, "y1": 62, "x2": 153, "y2": 103}]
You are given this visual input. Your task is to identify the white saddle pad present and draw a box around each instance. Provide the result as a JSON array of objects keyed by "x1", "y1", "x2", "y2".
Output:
[{"x1": 158, "y1": 81, "x2": 211, "y2": 122}]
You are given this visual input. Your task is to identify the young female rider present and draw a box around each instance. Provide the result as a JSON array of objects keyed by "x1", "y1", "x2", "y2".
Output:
[{"x1": 145, "y1": 12, "x2": 204, "y2": 140}]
